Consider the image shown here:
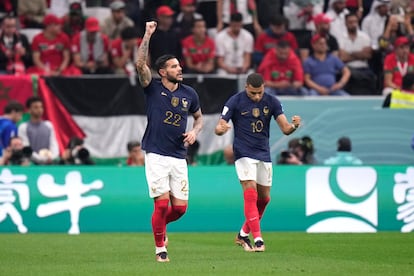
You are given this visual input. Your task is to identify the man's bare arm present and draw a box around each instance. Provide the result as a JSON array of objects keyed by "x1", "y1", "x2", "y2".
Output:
[{"x1": 135, "y1": 21, "x2": 157, "y2": 88}]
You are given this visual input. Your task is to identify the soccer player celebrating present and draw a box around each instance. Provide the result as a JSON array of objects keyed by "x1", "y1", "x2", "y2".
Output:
[
  {"x1": 135, "y1": 21, "x2": 203, "y2": 262},
  {"x1": 215, "y1": 73, "x2": 301, "y2": 252}
]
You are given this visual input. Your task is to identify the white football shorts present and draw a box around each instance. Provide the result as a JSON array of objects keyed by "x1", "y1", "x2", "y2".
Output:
[
  {"x1": 145, "y1": 152, "x2": 189, "y2": 200},
  {"x1": 235, "y1": 157, "x2": 273, "y2": 186}
]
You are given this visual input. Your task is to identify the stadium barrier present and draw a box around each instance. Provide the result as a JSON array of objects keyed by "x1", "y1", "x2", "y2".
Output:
[{"x1": 0, "y1": 165, "x2": 412, "y2": 234}]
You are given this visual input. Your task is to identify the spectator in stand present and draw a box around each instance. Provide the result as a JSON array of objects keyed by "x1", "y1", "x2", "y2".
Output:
[
  {"x1": 18, "y1": 96, "x2": 59, "y2": 165},
  {"x1": 288, "y1": 136, "x2": 317, "y2": 164},
  {"x1": 0, "y1": 136, "x2": 32, "y2": 166},
  {"x1": 27, "y1": 14, "x2": 82, "y2": 76},
  {"x1": 338, "y1": 13, "x2": 377, "y2": 95},
  {"x1": 216, "y1": 0, "x2": 262, "y2": 37},
  {"x1": 345, "y1": 0, "x2": 364, "y2": 15},
  {"x1": 299, "y1": 13, "x2": 340, "y2": 62},
  {"x1": 253, "y1": 15, "x2": 298, "y2": 67},
  {"x1": 0, "y1": 100, "x2": 24, "y2": 157},
  {"x1": 362, "y1": 0, "x2": 391, "y2": 51},
  {"x1": 304, "y1": 34, "x2": 351, "y2": 96},
  {"x1": 62, "y1": 1, "x2": 86, "y2": 39},
  {"x1": 125, "y1": 140, "x2": 144, "y2": 166},
  {"x1": 18, "y1": 0, "x2": 47, "y2": 28},
  {"x1": 101, "y1": 0, "x2": 134, "y2": 40},
  {"x1": 257, "y1": 40, "x2": 307, "y2": 96},
  {"x1": 111, "y1": 26, "x2": 142, "y2": 75},
  {"x1": 215, "y1": 12, "x2": 254, "y2": 76},
  {"x1": 378, "y1": 13, "x2": 414, "y2": 53},
  {"x1": 173, "y1": 0, "x2": 203, "y2": 41},
  {"x1": 0, "y1": 0, "x2": 17, "y2": 18},
  {"x1": 149, "y1": 5, "x2": 182, "y2": 69},
  {"x1": 0, "y1": 15, "x2": 32, "y2": 75},
  {"x1": 283, "y1": 0, "x2": 324, "y2": 31},
  {"x1": 382, "y1": 36, "x2": 414, "y2": 95},
  {"x1": 49, "y1": 0, "x2": 87, "y2": 18},
  {"x1": 382, "y1": 72, "x2": 414, "y2": 108},
  {"x1": 325, "y1": 0, "x2": 349, "y2": 40},
  {"x1": 71, "y1": 16, "x2": 112, "y2": 74},
  {"x1": 324, "y1": 136, "x2": 363, "y2": 165},
  {"x1": 181, "y1": 18, "x2": 216, "y2": 74}
]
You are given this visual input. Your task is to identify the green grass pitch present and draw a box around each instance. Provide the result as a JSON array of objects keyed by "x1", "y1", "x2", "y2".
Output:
[{"x1": 1, "y1": 232, "x2": 413, "y2": 275}]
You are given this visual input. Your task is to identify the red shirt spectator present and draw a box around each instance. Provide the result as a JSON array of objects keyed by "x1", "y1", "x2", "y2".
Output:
[
  {"x1": 71, "y1": 17, "x2": 112, "y2": 74},
  {"x1": 27, "y1": 14, "x2": 81, "y2": 76},
  {"x1": 181, "y1": 18, "x2": 215, "y2": 73},
  {"x1": 253, "y1": 15, "x2": 298, "y2": 66},
  {"x1": 383, "y1": 36, "x2": 414, "y2": 94},
  {"x1": 258, "y1": 48, "x2": 303, "y2": 84},
  {"x1": 257, "y1": 40, "x2": 306, "y2": 96},
  {"x1": 110, "y1": 27, "x2": 142, "y2": 75}
]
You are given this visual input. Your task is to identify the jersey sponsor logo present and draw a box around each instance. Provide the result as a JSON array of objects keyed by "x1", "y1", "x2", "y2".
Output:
[
  {"x1": 252, "y1": 108, "x2": 260, "y2": 118},
  {"x1": 171, "y1": 97, "x2": 179, "y2": 107}
]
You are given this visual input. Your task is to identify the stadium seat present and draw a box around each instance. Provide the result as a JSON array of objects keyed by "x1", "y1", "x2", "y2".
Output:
[
  {"x1": 19, "y1": 28, "x2": 42, "y2": 44},
  {"x1": 83, "y1": 7, "x2": 111, "y2": 24}
]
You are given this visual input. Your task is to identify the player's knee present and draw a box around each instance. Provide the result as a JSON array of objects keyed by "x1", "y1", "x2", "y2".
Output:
[{"x1": 173, "y1": 205, "x2": 187, "y2": 217}]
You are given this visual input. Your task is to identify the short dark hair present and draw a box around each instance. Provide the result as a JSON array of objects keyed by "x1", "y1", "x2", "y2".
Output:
[
  {"x1": 269, "y1": 15, "x2": 287, "y2": 27},
  {"x1": 121, "y1": 26, "x2": 140, "y2": 40},
  {"x1": 230, "y1": 12, "x2": 243, "y2": 22},
  {"x1": 155, "y1": 54, "x2": 177, "y2": 72},
  {"x1": 337, "y1": 137, "x2": 352, "y2": 152},
  {"x1": 127, "y1": 140, "x2": 141, "y2": 152},
  {"x1": 4, "y1": 100, "x2": 24, "y2": 114},
  {"x1": 25, "y1": 96, "x2": 43, "y2": 109},
  {"x1": 345, "y1": 12, "x2": 359, "y2": 21},
  {"x1": 192, "y1": 18, "x2": 205, "y2": 28},
  {"x1": 246, "y1": 73, "x2": 264, "y2": 88},
  {"x1": 402, "y1": 73, "x2": 414, "y2": 90}
]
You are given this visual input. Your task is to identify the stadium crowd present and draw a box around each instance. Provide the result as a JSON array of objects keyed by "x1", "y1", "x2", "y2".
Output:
[
  {"x1": 0, "y1": 0, "x2": 413, "y2": 95},
  {"x1": 1, "y1": 0, "x2": 414, "y2": 165}
]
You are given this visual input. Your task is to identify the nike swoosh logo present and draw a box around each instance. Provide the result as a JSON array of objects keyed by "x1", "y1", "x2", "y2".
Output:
[
  {"x1": 241, "y1": 111, "x2": 249, "y2": 115},
  {"x1": 161, "y1": 92, "x2": 167, "y2": 96}
]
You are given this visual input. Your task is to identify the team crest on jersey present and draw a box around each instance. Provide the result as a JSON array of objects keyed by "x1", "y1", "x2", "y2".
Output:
[
  {"x1": 182, "y1": 98, "x2": 188, "y2": 108},
  {"x1": 263, "y1": 106, "x2": 269, "y2": 116},
  {"x1": 171, "y1": 97, "x2": 179, "y2": 107},
  {"x1": 252, "y1": 108, "x2": 260, "y2": 118}
]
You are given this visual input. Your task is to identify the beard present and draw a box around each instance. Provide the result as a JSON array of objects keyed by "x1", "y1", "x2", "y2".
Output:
[
  {"x1": 348, "y1": 27, "x2": 357, "y2": 34},
  {"x1": 166, "y1": 74, "x2": 181, "y2": 84}
]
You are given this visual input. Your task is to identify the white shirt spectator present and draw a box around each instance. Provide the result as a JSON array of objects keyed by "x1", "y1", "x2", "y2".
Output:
[
  {"x1": 215, "y1": 27, "x2": 253, "y2": 74},
  {"x1": 361, "y1": 0, "x2": 391, "y2": 50},
  {"x1": 337, "y1": 30, "x2": 372, "y2": 68},
  {"x1": 326, "y1": 0, "x2": 349, "y2": 40},
  {"x1": 283, "y1": 0, "x2": 324, "y2": 31}
]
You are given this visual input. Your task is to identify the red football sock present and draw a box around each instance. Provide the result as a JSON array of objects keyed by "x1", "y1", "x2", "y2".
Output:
[
  {"x1": 151, "y1": 199, "x2": 169, "y2": 247},
  {"x1": 166, "y1": 205, "x2": 187, "y2": 224},
  {"x1": 243, "y1": 188, "x2": 261, "y2": 239},
  {"x1": 242, "y1": 197, "x2": 270, "y2": 234}
]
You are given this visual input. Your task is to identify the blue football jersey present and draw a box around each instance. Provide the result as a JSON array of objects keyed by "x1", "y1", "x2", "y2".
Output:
[
  {"x1": 221, "y1": 91, "x2": 284, "y2": 162},
  {"x1": 142, "y1": 79, "x2": 200, "y2": 159}
]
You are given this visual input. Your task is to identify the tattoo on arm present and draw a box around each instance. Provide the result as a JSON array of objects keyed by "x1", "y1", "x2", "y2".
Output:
[{"x1": 136, "y1": 38, "x2": 152, "y2": 87}]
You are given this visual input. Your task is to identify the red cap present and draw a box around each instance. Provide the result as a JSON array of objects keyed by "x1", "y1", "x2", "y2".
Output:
[
  {"x1": 313, "y1": 13, "x2": 331, "y2": 25},
  {"x1": 394, "y1": 36, "x2": 410, "y2": 48},
  {"x1": 311, "y1": 34, "x2": 325, "y2": 44},
  {"x1": 85, "y1": 17, "x2": 100, "y2": 32},
  {"x1": 43, "y1": 14, "x2": 62, "y2": 25},
  {"x1": 156, "y1": 5, "x2": 175, "y2": 17},
  {"x1": 180, "y1": 0, "x2": 195, "y2": 6}
]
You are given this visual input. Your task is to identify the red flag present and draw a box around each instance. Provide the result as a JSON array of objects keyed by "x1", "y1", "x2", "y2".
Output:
[
  {"x1": 0, "y1": 75, "x2": 34, "y2": 112},
  {"x1": 38, "y1": 77, "x2": 85, "y2": 155}
]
